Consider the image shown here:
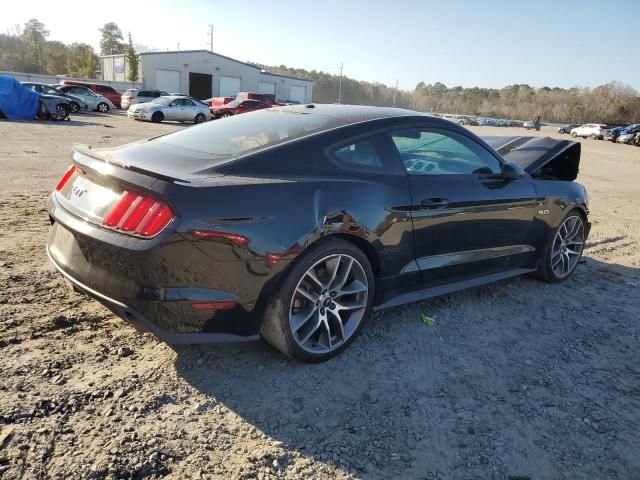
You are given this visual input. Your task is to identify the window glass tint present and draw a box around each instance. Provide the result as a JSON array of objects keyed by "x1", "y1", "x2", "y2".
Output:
[
  {"x1": 332, "y1": 139, "x2": 383, "y2": 170},
  {"x1": 154, "y1": 109, "x2": 335, "y2": 159},
  {"x1": 390, "y1": 129, "x2": 501, "y2": 175},
  {"x1": 183, "y1": 99, "x2": 195, "y2": 106}
]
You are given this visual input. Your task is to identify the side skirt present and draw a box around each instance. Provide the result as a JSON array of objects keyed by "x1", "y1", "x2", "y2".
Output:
[{"x1": 373, "y1": 267, "x2": 536, "y2": 311}]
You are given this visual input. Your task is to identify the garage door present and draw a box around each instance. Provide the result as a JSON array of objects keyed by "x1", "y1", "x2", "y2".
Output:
[
  {"x1": 155, "y1": 69, "x2": 180, "y2": 93},
  {"x1": 290, "y1": 85, "x2": 306, "y2": 103},
  {"x1": 258, "y1": 82, "x2": 276, "y2": 95},
  {"x1": 220, "y1": 76, "x2": 241, "y2": 97}
]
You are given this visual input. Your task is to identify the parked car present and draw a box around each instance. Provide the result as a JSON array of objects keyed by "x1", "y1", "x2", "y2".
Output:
[
  {"x1": 616, "y1": 125, "x2": 640, "y2": 144},
  {"x1": 55, "y1": 85, "x2": 116, "y2": 113},
  {"x1": 558, "y1": 124, "x2": 581, "y2": 134},
  {"x1": 0, "y1": 76, "x2": 68, "y2": 120},
  {"x1": 59, "y1": 80, "x2": 122, "y2": 108},
  {"x1": 210, "y1": 99, "x2": 270, "y2": 119},
  {"x1": 207, "y1": 96, "x2": 235, "y2": 108},
  {"x1": 121, "y1": 89, "x2": 169, "y2": 109},
  {"x1": 570, "y1": 123, "x2": 607, "y2": 139},
  {"x1": 235, "y1": 92, "x2": 283, "y2": 106},
  {"x1": 46, "y1": 104, "x2": 589, "y2": 362},
  {"x1": 21, "y1": 82, "x2": 87, "y2": 113},
  {"x1": 127, "y1": 95, "x2": 210, "y2": 124},
  {"x1": 603, "y1": 126, "x2": 625, "y2": 142}
]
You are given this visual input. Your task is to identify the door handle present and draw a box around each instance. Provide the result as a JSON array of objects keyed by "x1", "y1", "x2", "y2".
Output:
[{"x1": 421, "y1": 198, "x2": 450, "y2": 209}]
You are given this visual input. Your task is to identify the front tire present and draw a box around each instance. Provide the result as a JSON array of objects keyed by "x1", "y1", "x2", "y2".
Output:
[
  {"x1": 571, "y1": 132, "x2": 577, "y2": 138},
  {"x1": 151, "y1": 112, "x2": 163, "y2": 123},
  {"x1": 97, "y1": 102, "x2": 109, "y2": 113},
  {"x1": 535, "y1": 210, "x2": 586, "y2": 283},
  {"x1": 260, "y1": 238, "x2": 374, "y2": 362},
  {"x1": 53, "y1": 104, "x2": 68, "y2": 121},
  {"x1": 194, "y1": 113, "x2": 206, "y2": 124},
  {"x1": 70, "y1": 102, "x2": 80, "y2": 113}
]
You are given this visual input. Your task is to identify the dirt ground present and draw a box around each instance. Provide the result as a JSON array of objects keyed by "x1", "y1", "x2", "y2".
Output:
[{"x1": 0, "y1": 112, "x2": 639, "y2": 480}]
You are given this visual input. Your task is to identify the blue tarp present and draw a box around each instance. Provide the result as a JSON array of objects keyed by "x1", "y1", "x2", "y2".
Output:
[{"x1": 0, "y1": 75, "x2": 40, "y2": 120}]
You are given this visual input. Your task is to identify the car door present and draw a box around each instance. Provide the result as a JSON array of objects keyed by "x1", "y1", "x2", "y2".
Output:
[
  {"x1": 181, "y1": 98, "x2": 197, "y2": 120},
  {"x1": 387, "y1": 126, "x2": 539, "y2": 286},
  {"x1": 165, "y1": 99, "x2": 182, "y2": 120}
]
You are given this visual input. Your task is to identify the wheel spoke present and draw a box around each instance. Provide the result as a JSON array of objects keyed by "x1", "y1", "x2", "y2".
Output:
[
  {"x1": 333, "y1": 300, "x2": 366, "y2": 312},
  {"x1": 291, "y1": 306, "x2": 318, "y2": 332},
  {"x1": 328, "y1": 310, "x2": 345, "y2": 341},
  {"x1": 295, "y1": 286, "x2": 317, "y2": 304},
  {"x1": 336, "y1": 279, "x2": 368, "y2": 297},
  {"x1": 299, "y1": 311, "x2": 323, "y2": 346},
  {"x1": 324, "y1": 255, "x2": 342, "y2": 289},
  {"x1": 305, "y1": 269, "x2": 324, "y2": 289},
  {"x1": 332, "y1": 257, "x2": 354, "y2": 292}
]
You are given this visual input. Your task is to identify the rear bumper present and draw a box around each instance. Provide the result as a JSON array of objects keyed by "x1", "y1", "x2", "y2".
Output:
[
  {"x1": 47, "y1": 247, "x2": 258, "y2": 344},
  {"x1": 46, "y1": 190, "x2": 265, "y2": 341}
]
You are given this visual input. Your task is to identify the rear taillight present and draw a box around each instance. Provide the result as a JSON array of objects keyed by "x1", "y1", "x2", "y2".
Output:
[
  {"x1": 102, "y1": 190, "x2": 173, "y2": 237},
  {"x1": 55, "y1": 165, "x2": 77, "y2": 191}
]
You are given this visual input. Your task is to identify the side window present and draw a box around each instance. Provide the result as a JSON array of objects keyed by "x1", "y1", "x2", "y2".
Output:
[
  {"x1": 389, "y1": 128, "x2": 501, "y2": 175},
  {"x1": 331, "y1": 138, "x2": 384, "y2": 171},
  {"x1": 182, "y1": 99, "x2": 195, "y2": 106}
]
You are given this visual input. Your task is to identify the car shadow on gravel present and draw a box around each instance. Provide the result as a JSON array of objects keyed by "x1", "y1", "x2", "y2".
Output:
[{"x1": 173, "y1": 256, "x2": 640, "y2": 479}]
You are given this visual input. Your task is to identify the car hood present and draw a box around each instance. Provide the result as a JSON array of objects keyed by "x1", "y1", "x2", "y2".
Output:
[{"x1": 482, "y1": 136, "x2": 580, "y2": 181}]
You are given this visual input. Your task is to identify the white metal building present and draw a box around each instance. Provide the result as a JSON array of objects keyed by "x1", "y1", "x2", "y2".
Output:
[{"x1": 100, "y1": 49, "x2": 313, "y2": 103}]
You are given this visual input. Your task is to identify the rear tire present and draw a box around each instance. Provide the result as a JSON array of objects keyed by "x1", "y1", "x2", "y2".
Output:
[
  {"x1": 534, "y1": 209, "x2": 586, "y2": 283},
  {"x1": 590, "y1": 133, "x2": 597, "y2": 140},
  {"x1": 151, "y1": 112, "x2": 163, "y2": 123},
  {"x1": 260, "y1": 237, "x2": 374, "y2": 362},
  {"x1": 221, "y1": 112, "x2": 232, "y2": 118}
]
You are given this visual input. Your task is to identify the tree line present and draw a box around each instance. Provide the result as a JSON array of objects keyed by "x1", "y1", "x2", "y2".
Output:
[
  {"x1": 0, "y1": 19, "x2": 138, "y2": 81},
  {"x1": 264, "y1": 65, "x2": 640, "y2": 124}
]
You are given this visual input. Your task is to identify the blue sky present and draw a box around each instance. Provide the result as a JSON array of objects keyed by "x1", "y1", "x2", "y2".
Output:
[{"x1": 3, "y1": 0, "x2": 639, "y2": 91}]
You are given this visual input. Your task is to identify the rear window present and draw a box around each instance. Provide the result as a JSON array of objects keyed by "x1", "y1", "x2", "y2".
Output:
[{"x1": 153, "y1": 109, "x2": 338, "y2": 160}]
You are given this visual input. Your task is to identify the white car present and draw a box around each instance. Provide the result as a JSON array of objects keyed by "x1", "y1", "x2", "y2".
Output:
[
  {"x1": 127, "y1": 96, "x2": 210, "y2": 124},
  {"x1": 570, "y1": 123, "x2": 607, "y2": 139},
  {"x1": 55, "y1": 85, "x2": 116, "y2": 113}
]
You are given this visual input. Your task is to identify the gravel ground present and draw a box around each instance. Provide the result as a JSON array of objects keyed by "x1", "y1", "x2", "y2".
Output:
[{"x1": 0, "y1": 113, "x2": 639, "y2": 480}]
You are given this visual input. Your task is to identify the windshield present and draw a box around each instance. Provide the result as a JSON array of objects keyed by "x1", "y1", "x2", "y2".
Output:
[
  {"x1": 224, "y1": 99, "x2": 242, "y2": 108},
  {"x1": 152, "y1": 109, "x2": 338, "y2": 160}
]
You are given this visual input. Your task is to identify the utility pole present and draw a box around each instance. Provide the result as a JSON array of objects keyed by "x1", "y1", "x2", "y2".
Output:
[
  {"x1": 177, "y1": 42, "x2": 180, "y2": 51},
  {"x1": 207, "y1": 25, "x2": 214, "y2": 52},
  {"x1": 392, "y1": 79, "x2": 399, "y2": 107},
  {"x1": 338, "y1": 62, "x2": 343, "y2": 104}
]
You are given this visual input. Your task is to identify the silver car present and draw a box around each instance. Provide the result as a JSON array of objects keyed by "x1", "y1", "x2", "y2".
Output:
[
  {"x1": 55, "y1": 85, "x2": 116, "y2": 113},
  {"x1": 121, "y1": 89, "x2": 168, "y2": 109},
  {"x1": 127, "y1": 96, "x2": 210, "y2": 124}
]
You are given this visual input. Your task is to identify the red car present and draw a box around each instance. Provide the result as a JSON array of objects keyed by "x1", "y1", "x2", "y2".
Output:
[
  {"x1": 59, "y1": 80, "x2": 122, "y2": 108},
  {"x1": 210, "y1": 99, "x2": 269, "y2": 118},
  {"x1": 235, "y1": 92, "x2": 284, "y2": 107},
  {"x1": 206, "y1": 96, "x2": 235, "y2": 108}
]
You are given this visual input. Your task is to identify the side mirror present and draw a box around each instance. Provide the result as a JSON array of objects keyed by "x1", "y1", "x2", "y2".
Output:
[{"x1": 501, "y1": 162, "x2": 525, "y2": 179}]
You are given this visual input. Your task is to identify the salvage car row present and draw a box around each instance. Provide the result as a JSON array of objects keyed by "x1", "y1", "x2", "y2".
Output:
[{"x1": 558, "y1": 122, "x2": 640, "y2": 146}]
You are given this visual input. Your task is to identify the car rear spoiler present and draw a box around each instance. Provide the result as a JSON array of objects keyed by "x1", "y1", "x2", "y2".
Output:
[{"x1": 482, "y1": 136, "x2": 580, "y2": 181}]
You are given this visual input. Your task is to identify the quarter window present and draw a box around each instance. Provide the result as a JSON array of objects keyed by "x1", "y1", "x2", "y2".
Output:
[
  {"x1": 389, "y1": 129, "x2": 501, "y2": 175},
  {"x1": 332, "y1": 138, "x2": 384, "y2": 171}
]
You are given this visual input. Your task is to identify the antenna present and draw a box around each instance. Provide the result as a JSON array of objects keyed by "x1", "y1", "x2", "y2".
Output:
[{"x1": 207, "y1": 25, "x2": 214, "y2": 52}]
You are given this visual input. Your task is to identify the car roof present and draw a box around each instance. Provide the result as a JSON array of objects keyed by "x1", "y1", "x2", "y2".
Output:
[{"x1": 272, "y1": 104, "x2": 428, "y2": 126}]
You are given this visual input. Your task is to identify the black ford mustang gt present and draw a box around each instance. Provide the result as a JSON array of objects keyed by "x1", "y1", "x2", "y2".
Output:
[{"x1": 46, "y1": 104, "x2": 590, "y2": 362}]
